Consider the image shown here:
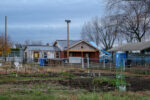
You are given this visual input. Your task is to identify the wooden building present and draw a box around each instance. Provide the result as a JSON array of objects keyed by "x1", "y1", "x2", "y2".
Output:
[
  {"x1": 53, "y1": 40, "x2": 99, "y2": 60},
  {"x1": 24, "y1": 40, "x2": 100, "y2": 64}
]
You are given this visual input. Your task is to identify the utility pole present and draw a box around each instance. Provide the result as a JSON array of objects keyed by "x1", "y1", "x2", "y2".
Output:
[
  {"x1": 65, "y1": 20, "x2": 71, "y2": 58},
  {"x1": 4, "y1": 16, "x2": 7, "y2": 62}
]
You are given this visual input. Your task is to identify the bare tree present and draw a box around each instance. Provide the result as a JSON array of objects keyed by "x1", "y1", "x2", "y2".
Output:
[
  {"x1": 107, "y1": 0, "x2": 150, "y2": 42},
  {"x1": 81, "y1": 19, "x2": 100, "y2": 46},
  {"x1": 81, "y1": 17, "x2": 118, "y2": 50}
]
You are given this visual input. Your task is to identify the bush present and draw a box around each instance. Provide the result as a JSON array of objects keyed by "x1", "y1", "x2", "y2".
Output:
[{"x1": 93, "y1": 77, "x2": 129, "y2": 87}]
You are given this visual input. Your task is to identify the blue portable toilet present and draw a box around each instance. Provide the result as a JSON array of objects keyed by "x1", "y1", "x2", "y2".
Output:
[
  {"x1": 115, "y1": 51, "x2": 127, "y2": 68},
  {"x1": 40, "y1": 58, "x2": 45, "y2": 66},
  {"x1": 115, "y1": 51, "x2": 127, "y2": 91}
]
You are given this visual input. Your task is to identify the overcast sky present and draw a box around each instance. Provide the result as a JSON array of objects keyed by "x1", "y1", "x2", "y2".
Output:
[{"x1": 0, "y1": 0, "x2": 106, "y2": 44}]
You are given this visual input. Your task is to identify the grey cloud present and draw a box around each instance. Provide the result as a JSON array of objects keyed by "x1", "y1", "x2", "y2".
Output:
[{"x1": 0, "y1": 0, "x2": 106, "y2": 43}]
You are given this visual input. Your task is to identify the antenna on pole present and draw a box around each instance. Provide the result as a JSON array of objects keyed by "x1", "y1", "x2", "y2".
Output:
[{"x1": 65, "y1": 20, "x2": 71, "y2": 58}]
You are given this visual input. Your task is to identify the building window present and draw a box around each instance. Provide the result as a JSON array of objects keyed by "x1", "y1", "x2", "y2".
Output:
[
  {"x1": 44, "y1": 52, "x2": 47, "y2": 58},
  {"x1": 34, "y1": 51, "x2": 40, "y2": 58},
  {"x1": 85, "y1": 53, "x2": 89, "y2": 58},
  {"x1": 81, "y1": 46, "x2": 83, "y2": 49},
  {"x1": 69, "y1": 53, "x2": 73, "y2": 57},
  {"x1": 34, "y1": 51, "x2": 40, "y2": 62},
  {"x1": 56, "y1": 52, "x2": 60, "y2": 58}
]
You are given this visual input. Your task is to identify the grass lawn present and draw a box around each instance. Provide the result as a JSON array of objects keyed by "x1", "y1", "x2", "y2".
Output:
[{"x1": 0, "y1": 82, "x2": 149, "y2": 100}]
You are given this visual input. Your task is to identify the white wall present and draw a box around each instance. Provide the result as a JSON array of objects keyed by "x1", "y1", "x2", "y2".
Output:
[
  {"x1": 47, "y1": 51, "x2": 55, "y2": 59},
  {"x1": 26, "y1": 50, "x2": 56, "y2": 60}
]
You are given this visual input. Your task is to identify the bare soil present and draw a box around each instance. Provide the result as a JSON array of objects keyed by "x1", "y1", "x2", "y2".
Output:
[{"x1": 1, "y1": 66, "x2": 150, "y2": 92}]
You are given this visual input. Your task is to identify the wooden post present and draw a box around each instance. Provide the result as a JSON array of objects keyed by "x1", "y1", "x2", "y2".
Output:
[
  {"x1": 4, "y1": 16, "x2": 7, "y2": 62},
  {"x1": 82, "y1": 58, "x2": 84, "y2": 69},
  {"x1": 67, "y1": 22, "x2": 69, "y2": 58},
  {"x1": 87, "y1": 57, "x2": 89, "y2": 68},
  {"x1": 81, "y1": 52, "x2": 84, "y2": 68},
  {"x1": 65, "y1": 20, "x2": 71, "y2": 58}
]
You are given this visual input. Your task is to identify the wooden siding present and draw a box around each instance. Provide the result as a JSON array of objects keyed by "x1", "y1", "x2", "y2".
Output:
[{"x1": 68, "y1": 42, "x2": 98, "y2": 52}]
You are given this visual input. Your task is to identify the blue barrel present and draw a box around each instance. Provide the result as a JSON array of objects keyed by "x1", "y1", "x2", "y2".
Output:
[
  {"x1": 40, "y1": 58, "x2": 45, "y2": 66},
  {"x1": 115, "y1": 51, "x2": 127, "y2": 68}
]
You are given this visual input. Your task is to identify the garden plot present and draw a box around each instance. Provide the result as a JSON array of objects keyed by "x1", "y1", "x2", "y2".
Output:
[
  {"x1": 0, "y1": 76, "x2": 149, "y2": 100},
  {"x1": 0, "y1": 66, "x2": 150, "y2": 100}
]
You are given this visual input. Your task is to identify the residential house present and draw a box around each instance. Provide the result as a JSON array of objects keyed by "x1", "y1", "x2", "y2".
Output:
[
  {"x1": 53, "y1": 40, "x2": 99, "y2": 60},
  {"x1": 24, "y1": 45, "x2": 60, "y2": 63}
]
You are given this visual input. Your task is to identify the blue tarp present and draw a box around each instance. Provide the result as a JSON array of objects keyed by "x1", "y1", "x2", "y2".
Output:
[
  {"x1": 89, "y1": 41, "x2": 112, "y2": 63},
  {"x1": 89, "y1": 41, "x2": 111, "y2": 55}
]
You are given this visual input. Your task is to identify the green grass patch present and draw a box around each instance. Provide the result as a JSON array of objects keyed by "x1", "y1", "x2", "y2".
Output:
[
  {"x1": 93, "y1": 77, "x2": 129, "y2": 87},
  {"x1": 58, "y1": 72, "x2": 75, "y2": 79}
]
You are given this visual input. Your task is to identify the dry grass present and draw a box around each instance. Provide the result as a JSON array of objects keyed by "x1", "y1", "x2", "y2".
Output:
[
  {"x1": 0, "y1": 82, "x2": 150, "y2": 100},
  {"x1": 0, "y1": 63, "x2": 150, "y2": 80}
]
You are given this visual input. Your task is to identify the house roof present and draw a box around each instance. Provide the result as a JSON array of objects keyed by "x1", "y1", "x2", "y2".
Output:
[
  {"x1": 54, "y1": 40, "x2": 99, "y2": 51},
  {"x1": 108, "y1": 41, "x2": 150, "y2": 52},
  {"x1": 15, "y1": 44, "x2": 26, "y2": 49},
  {"x1": 68, "y1": 40, "x2": 99, "y2": 51},
  {"x1": 54, "y1": 40, "x2": 81, "y2": 50},
  {"x1": 26, "y1": 45, "x2": 60, "y2": 51}
]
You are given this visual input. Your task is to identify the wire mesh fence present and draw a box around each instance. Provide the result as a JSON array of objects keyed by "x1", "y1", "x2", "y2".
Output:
[
  {"x1": 0, "y1": 54, "x2": 150, "y2": 100},
  {"x1": 0, "y1": 54, "x2": 150, "y2": 75}
]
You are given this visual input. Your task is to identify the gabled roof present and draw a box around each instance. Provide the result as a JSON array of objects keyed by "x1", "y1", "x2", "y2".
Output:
[
  {"x1": 54, "y1": 40, "x2": 99, "y2": 51},
  {"x1": 26, "y1": 45, "x2": 60, "y2": 51},
  {"x1": 54, "y1": 40, "x2": 81, "y2": 50},
  {"x1": 108, "y1": 41, "x2": 150, "y2": 52},
  {"x1": 15, "y1": 44, "x2": 26, "y2": 49},
  {"x1": 68, "y1": 40, "x2": 99, "y2": 51}
]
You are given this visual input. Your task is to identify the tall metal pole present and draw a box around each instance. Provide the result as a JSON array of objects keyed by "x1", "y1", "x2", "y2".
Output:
[
  {"x1": 65, "y1": 20, "x2": 71, "y2": 58},
  {"x1": 5, "y1": 16, "x2": 7, "y2": 62}
]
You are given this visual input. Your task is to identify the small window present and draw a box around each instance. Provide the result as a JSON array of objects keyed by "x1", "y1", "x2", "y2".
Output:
[
  {"x1": 81, "y1": 46, "x2": 83, "y2": 49},
  {"x1": 56, "y1": 52, "x2": 60, "y2": 58},
  {"x1": 69, "y1": 53, "x2": 71, "y2": 56},
  {"x1": 44, "y1": 52, "x2": 47, "y2": 58},
  {"x1": 34, "y1": 51, "x2": 40, "y2": 58}
]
